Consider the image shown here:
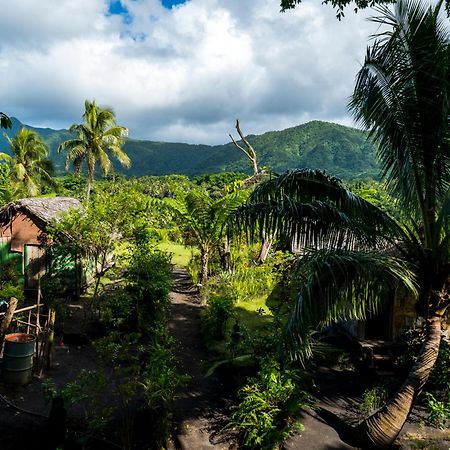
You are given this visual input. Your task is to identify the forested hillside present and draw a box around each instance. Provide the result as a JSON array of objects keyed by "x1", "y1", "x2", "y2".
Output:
[{"x1": 0, "y1": 118, "x2": 379, "y2": 179}]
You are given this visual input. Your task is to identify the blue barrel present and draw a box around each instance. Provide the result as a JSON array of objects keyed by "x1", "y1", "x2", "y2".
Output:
[{"x1": 3, "y1": 333, "x2": 35, "y2": 385}]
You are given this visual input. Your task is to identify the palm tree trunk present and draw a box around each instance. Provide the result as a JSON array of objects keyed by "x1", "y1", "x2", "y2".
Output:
[
  {"x1": 199, "y1": 246, "x2": 209, "y2": 286},
  {"x1": 86, "y1": 162, "x2": 95, "y2": 204},
  {"x1": 218, "y1": 241, "x2": 231, "y2": 271},
  {"x1": 86, "y1": 177, "x2": 92, "y2": 204},
  {"x1": 357, "y1": 315, "x2": 442, "y2": 448}
]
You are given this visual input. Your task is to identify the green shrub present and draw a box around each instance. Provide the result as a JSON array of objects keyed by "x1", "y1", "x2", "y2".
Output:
[
  {"x1": 228, "y1": 359, "x2": 315, "y2": 449},
  {"x1": 42, "y1": 370, "x2": 113, "y2": 432},
  {"x1": 202, "y1": 294, "x2": 236, "y2": 341},
  {"x1": 429, "y1": 339, "x2": 450, "y2": 397},
  {"x1": 186, "y1": 254, "x2": 200, "y2": 285},
  {"x1": 359, "y1": 385, "x2": 388, "y2": 418},
  {"x1": 0, "y1": 261, "x2": 23, "y2": 303},
  {"x1": 425, "y1": 392, "x2": 450, "y2": 429},
  {"x1": 98, "y1": 288, "x2": 135, "y2": 329},
  {"x1": 142, "y1": 340, "x2": 188, "y2": 448},
  {"x1": 127, "y1": 236, "x2": 172, "y2": 333}
]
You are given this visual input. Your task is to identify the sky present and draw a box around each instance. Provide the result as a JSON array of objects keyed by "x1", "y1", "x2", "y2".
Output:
[{"x1": 0, "y1": 0, "x2": 379, "y2": 144}]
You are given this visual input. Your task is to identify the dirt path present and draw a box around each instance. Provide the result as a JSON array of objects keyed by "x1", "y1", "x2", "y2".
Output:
[
  {"x1": 168, "y1": 267, "x2": 231, "y2": 450},
  {"x1": 167, "y1": 268, "x2": 360, "y2": 450}
]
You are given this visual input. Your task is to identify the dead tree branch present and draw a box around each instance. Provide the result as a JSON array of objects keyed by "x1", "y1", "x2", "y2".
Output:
[{"x1": 229, "y1": 119, "x2": 259, "y2": 176}]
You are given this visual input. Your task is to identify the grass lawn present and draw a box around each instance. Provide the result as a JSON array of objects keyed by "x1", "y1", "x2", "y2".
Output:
[
  {"x1": 235, "y1": 296, "x2": 273, "y2": 333},
  {"x1": 157, "y1": 241, "x2": 197, "y2": 267}
]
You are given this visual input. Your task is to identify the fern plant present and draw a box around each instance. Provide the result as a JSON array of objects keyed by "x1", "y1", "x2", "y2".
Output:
[{"x1": 227, "y1": 358, "x2": 315, "y2": 449}]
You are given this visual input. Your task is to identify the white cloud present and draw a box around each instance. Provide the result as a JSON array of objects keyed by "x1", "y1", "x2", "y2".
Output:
[{"x1": 0, "y1": 0, "x2": 378, "y2": 144}]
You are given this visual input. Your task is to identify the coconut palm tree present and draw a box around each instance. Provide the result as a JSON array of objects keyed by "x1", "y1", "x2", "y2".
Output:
[
  {"x1": 232, "y1": 0, "x2": 450, "y2": 446},
  {"x1": 167, "y1": 190, "x2": 248, "y2": 285},
  {"x1": 58, "y1": 100, "x2": 130, "y2": 202},
  {"x1": 0, "y1": 128, "x2": 54, "y2": 197}
]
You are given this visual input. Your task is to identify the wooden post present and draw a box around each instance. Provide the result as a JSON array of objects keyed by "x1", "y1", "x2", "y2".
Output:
[
  {"x1": 46, "y1": 309, "x2": 56, "y2": 370},
  {"x1": 36, "y1": 276, "x2": 41, "y2": 329},
  {"x1": 27, "y1": 309, "x2": 31, "y2": 335}
]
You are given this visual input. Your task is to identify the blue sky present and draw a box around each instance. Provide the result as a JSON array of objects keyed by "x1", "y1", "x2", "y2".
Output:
[
  {"x1": 0, "y1": 0, "x2": 376, "y2": 144},
  {"x1": 109, "y1": 0, "x2": 187, "y2": 15},
  {"x1": 161, "y1": 0, "x2": 187, "y2": 8}
]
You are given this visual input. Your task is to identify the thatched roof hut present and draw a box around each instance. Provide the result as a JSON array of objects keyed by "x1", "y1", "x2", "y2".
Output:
[
  {"x1": 0, "y1": 197, "x2": 81, "y2": 289},
  {"x1": 0, "y1": 197, "x2": 81, "y2": 230}
]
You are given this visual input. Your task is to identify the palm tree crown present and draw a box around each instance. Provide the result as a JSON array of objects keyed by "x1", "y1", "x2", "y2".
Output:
[
  {"x1": 58, "y1": 100, "x2": 130, "y2": 201},
  {"x1": 0, "y1": 128, "x2": 54, "y2": 197},
  {"x1": 167, "y1": 190, "x2": 247, "y2": 284}
]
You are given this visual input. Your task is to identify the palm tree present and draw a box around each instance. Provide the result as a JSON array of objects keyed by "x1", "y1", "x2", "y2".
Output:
[
  {"x1": 232, "y1": 0, "x2": 450, "y2": 446},
  {"x1": 0, "y1": 128, "x2": 54, "y2": 197},
  {"x1": 167, "y1": 190, "x2": 247, "y2": 285},
  {"x1": 58, "y1": 100, "x2": 130, "y2": 202}
]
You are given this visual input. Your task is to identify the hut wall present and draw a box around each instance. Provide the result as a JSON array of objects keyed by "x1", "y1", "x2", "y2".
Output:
[
  {"x1": 391, "y1": 290, "x2": 418, "y2": 340},
  {"x1": 0, "y1": 213, "x2": 44, "y2": 287},
  {"x1": 0, "y1": 212, "x2": 42, "y2": 252}
]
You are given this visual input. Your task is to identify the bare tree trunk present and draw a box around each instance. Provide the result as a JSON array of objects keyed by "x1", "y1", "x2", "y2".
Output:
[
  {"x1": 358, "y1": 315, "x2": 442, "y2": 448},
  {"x1": 86, "y1": 176, "x2": 92, "y2": 207},
  {"x1": 255, "y1": 231, "x2": 273, "y2": 264},
  {"x1": 218, "y1": 241, "x2": 231, "y2": 271},
  {"x1": 0, "y1": 297, "x2": 18, "y2": 345},
  {"x1": 93, "y1": 252, "x2": 107, "y2": 300},
  {"x1": 47, "y1": 309, "x2": 56, "y2": 370},
  {"x1": 75, "y1": 252, "x2": 81, "y2": 301},
  {"x1": 199, "y1": 246, "x2": 209, "y2": 286},
  {"x1": 229, "y1": 119, "x2": 259, "y2": 176}
]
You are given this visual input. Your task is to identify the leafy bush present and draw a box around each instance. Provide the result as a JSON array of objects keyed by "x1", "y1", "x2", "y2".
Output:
[
  {"x1": 142, "y1": 340, "x2": 188, "y2": 448},
  {"x1": 425, "y1": 392, "x2": 450, "y2": 429},
  {"x1": 98, "y1": 288, "x2": 135, "y2": 329},
  {"x1": 429, "y1": 339, "x2": 450, "y2": 397},
  {"x1": 202, "y1": 294, "x2": 236, "y2": 341},
  {"x1": 228, "y1": 359, "x2": 315, "y2": 449},
  {"x1": 42, "y1": 370, "x2": 113, "y2": 432},
  {"x1": 0, "y1": 261, "x2": 23, "y2": 303},
  {"x1": 359, "y1": 385, "x2": 388, "y2": 418},
  {"x1": 127, "y1": 232, "x2": 172, "y2": 333}
]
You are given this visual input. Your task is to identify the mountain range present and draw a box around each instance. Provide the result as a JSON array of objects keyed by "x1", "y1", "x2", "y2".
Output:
[{"x1": 0, "y1": 118, "x2": 379, "y2": 180}]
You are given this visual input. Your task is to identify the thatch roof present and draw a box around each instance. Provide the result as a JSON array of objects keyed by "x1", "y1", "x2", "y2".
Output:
[{"x1": 0, "y1": 197, "x2": 81, "y2": 228}]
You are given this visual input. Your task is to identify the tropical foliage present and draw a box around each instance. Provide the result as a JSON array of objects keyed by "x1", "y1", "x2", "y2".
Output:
[
  {"x1": 0, "y1": 128, "x2": 54, "y2": 197},
  {"x1": 166, "y1": 189, "x2": 248, "y2": 284},
  {"x1": 58, "y1": 100, "x2": 130, "y2": 201},
  {"x1": 0, "y1": 112, "x2": 11, "y2": 129},
  {"x1": 228, "y1": 358, "x2": 314, "y2": 449},
  {"x1": 232, "y1": 0, "x2": 450, "y2": 446}
]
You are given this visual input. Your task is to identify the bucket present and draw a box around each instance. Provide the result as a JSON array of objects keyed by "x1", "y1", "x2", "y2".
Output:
[{"x1": 2, "y1": 333, "x2": 35, "y2": 385}]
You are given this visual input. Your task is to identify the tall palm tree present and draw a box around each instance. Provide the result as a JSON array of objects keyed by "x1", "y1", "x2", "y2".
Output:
[
  {"x1": 167, "y1": 190, "x2": 247, "y2": 285},
  {"x1": 58, "y1": 100, "x2": 130, "y2": 202},
  {"x1": 0, "y1": 128, "x2": 54, "y2": 197},
  {"x1": 232, "y1": 0, "x2": 450, "y2": 446}
]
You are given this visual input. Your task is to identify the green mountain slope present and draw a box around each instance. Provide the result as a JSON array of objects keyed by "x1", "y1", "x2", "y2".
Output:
[{"x1": 0, "y1": 118, "x2": 379, "y2": 179}]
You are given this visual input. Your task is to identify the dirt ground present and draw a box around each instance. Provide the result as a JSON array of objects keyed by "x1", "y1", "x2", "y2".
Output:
[{"x1": 0, "y1": 310, "x2": 105, "y2": 450}]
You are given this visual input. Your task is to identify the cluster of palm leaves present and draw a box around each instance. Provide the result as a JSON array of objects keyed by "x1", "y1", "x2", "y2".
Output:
[
  {"x1": 58, "y1": 100, "x2": 130, "y2": 202},
  {"x1": 232, "y1": 0, "x2": 450, "y2": 446},
  {"x1": 165, "y1": 189, "x2": 248, "y2": 284},
  {"x1": 0, "y1": 128, "x2": 54, "y2": 197}
]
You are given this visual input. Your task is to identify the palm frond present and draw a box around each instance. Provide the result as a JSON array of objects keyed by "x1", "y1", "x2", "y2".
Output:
[
  {"x1": 349, "y1": 0, "x2": 450, "y2": 241},
  {"x1": 286, "y1": 250, "x2": 417, "y2": 363},
  {"x1": 0, "y1": 152, "x2": 12, "y2": 162},
  {"x1": 232, "y1": 170, "x2": 404, "y2": 247}
]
